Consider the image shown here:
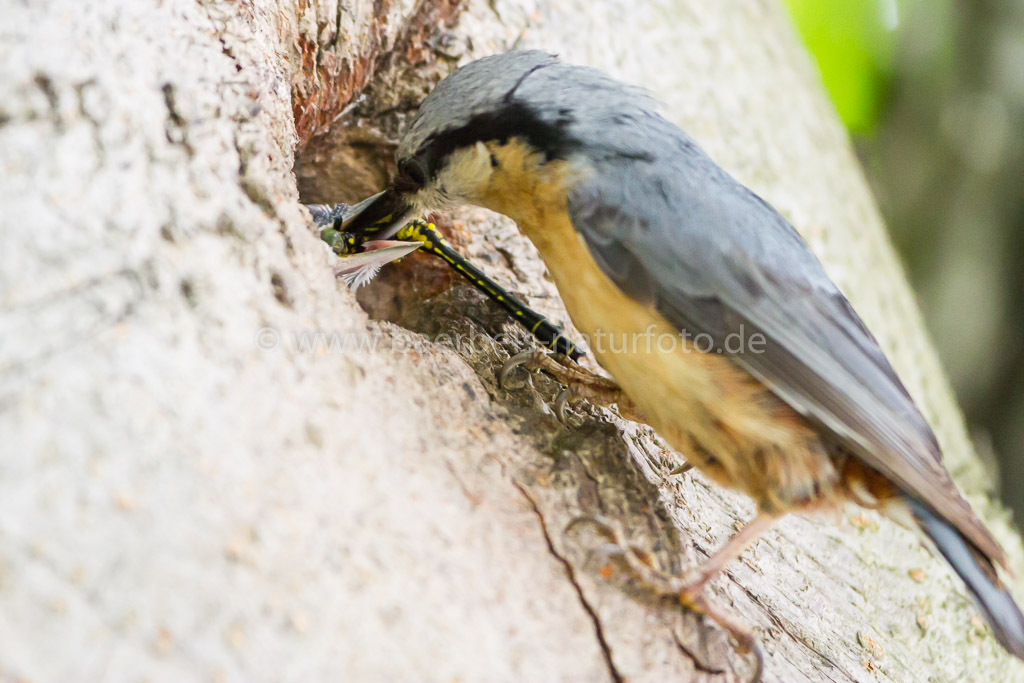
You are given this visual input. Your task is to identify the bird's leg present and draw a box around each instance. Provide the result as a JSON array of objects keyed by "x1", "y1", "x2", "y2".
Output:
[
  {"x1": 499, "y1": 350, "x2": 646, "y2": 422},
  {"x1": 568, "y1": 514, "x2": 775, "y2": 682}
]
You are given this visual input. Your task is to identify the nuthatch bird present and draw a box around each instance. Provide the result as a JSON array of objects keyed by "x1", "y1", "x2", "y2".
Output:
[{"x1": 331, "y1": 50, "x2": 1024, "y2": 671}]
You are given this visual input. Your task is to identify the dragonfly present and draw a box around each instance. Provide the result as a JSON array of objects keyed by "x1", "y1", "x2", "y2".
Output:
[{"x1": 306, "y1": 195, "x2": 583, "y2": 360}]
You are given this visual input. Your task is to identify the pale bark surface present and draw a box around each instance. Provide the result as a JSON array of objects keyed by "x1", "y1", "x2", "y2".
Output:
[{"x1": 2, "y1": 1, "x2": 1022, "y2": 682}]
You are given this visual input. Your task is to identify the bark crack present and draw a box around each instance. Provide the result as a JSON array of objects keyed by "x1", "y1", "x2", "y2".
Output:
[
  {"x1": 511, "y1": 479, "x2": 624, "y2": 683},
  {"x1": 741, "y1": 582, "x2": 853, "y2": 682}
]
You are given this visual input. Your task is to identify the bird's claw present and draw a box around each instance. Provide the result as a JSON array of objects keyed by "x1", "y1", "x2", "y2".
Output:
[
  {"x1": 555, "y1": 387, "x2": 583, "y2": 423},
  {"x1": 554, "y1": 387, "x2": 570, "y2": 421},
  {"x1": 499, "y1": 351, "x2": 581, "y2": 422},
  {"x1": 498, "y1": 349, "x2": 545, "y2": 389},
  {"x1": 740, "y1": 636, "x2": 765, "y2": 683},
  {"x1": 499, "y1": 350, "x2": 645, "y2": 423},
  {"x1": 565, "y1": 514, "x2": 765, "y2": 683}
]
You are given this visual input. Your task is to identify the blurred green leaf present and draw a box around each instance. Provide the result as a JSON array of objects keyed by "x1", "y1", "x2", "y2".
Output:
[{"x1": 784, "y1": 0, "x2": 899, "y2": 134}]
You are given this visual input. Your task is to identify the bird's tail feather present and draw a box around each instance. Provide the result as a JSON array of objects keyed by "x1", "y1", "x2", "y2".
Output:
[{"x1": 909, "y1": 497, "x2": 1024, "y2": 660}]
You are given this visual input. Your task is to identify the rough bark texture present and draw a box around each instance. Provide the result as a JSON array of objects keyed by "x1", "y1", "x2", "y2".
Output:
[{"x1": 2, "y1": 1, "x2": 1023, "y2": 682}]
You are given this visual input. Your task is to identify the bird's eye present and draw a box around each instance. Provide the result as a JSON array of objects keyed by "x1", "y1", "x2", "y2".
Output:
[{"x1": 397, "y1": 158, "x2": 428, "y2": 190}]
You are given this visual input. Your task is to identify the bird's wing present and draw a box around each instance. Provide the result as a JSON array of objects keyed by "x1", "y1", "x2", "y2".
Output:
[{"x1": 566, "y1": 145, "x2": 1006, "y2": 567}]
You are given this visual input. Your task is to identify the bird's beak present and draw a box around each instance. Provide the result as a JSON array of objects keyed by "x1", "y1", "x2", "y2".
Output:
[{"x1": 337, "y1": 188, "x2": 415, "y2": 239}]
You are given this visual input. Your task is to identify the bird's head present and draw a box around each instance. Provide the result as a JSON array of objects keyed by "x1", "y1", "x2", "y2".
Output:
[{"x1": 341, "y1": 50, "x2": 584, "y2": 238}]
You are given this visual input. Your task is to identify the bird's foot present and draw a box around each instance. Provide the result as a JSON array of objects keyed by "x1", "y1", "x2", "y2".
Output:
[
  {"x1": 567, "y1": 515, "x2": 765, "y2": 683},
  {"x1": 498, "y1": 350, "x2": 645, "y2": 422}
]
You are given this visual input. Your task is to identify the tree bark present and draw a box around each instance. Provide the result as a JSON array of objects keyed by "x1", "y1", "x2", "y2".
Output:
[{"x1": 2, "y1": 1, "x2": 1022, "y2": 681}]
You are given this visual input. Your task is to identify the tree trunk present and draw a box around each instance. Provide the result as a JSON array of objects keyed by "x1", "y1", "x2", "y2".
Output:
[{"x1": 2, "y1": 1, "x2": 1022, "y2": 681}]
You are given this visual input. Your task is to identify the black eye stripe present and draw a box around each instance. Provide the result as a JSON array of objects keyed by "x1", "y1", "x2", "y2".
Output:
[
  {"x1": 415, "y1": 100, "x2": 572, "y2": 174},
  {"x1": 395, "y1": 157, "x2": 429, "y2": 192},
  {"x1": 396, "y1": 100, "x2": 573, "y2": 194},
  {"x1": 402, "y1": 159, "x2": 425, "y2": 183}
]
